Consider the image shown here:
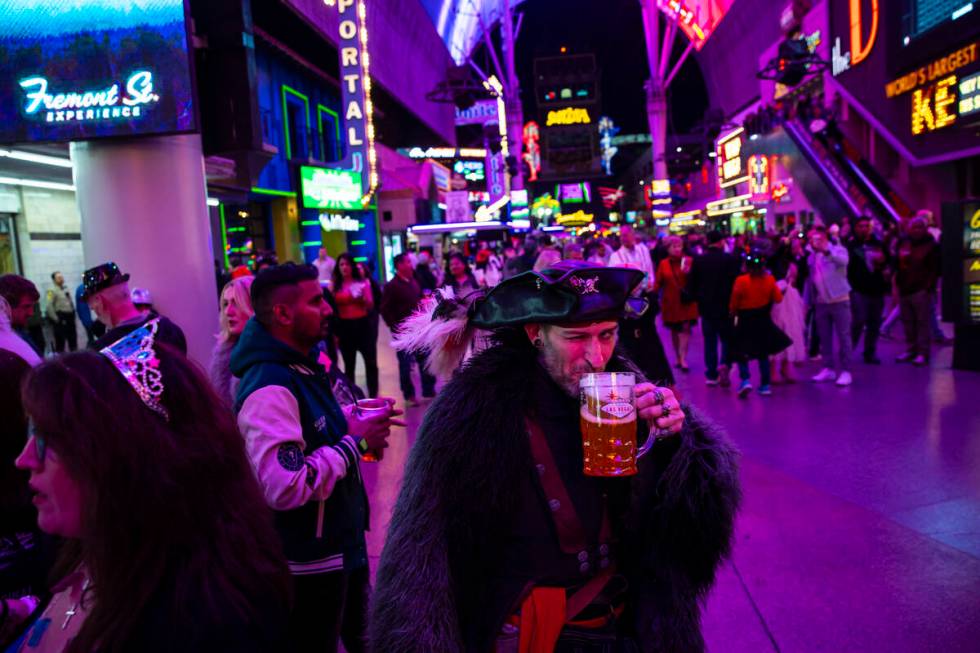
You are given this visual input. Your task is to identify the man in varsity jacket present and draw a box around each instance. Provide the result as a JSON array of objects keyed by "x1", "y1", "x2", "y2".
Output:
[{"x1": 232, "y1": 263, "x2": 397, "y2": 653}]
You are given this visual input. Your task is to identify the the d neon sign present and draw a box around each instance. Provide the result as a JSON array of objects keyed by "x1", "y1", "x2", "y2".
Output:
[
  {"x1": 833, "y1": 0, "x2": 878, "y2": 76},
  {"x1": 848, "y1": 0, "x2": 878, "y2": 67}
]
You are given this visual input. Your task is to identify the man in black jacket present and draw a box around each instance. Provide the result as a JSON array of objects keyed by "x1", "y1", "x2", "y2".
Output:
[
  {"x1": 381, "y1": 254, "x2": 436, "y2": 405},
  {"x1": 371, "y1": 261, "x2": 739, "y2": 653},
  {"x1": 81, "y1": 262, "x2": 187, "y2": 354},
  {"x1": 233, "y1": 264, "x2": 399, "y2": 653},
  {"x1": 846, "y1": 216, "x2": 890, "y2": 364},
  {"x1": 687, "y1": 231, "x2": 740, "y2": 386}
]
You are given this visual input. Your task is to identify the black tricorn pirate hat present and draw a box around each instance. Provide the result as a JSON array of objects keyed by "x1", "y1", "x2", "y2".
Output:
[{"x1": 469, "y1": 259, "x2": 646, "y2": 329}]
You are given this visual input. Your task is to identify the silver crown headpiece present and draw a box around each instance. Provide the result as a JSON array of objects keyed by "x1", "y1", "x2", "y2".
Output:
[{"x1": 100, "y1": 318, "x2": 168, "y2": 419}]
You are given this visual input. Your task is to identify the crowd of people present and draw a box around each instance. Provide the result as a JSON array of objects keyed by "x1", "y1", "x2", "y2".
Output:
[{"x1": 0, "y1": 206, "x2": 943, "y2": 651}]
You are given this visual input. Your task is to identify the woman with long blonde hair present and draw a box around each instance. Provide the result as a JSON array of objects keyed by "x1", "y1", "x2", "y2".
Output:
[{"x1": 209, "y1": 275, "x2": 255, "y2": 405}]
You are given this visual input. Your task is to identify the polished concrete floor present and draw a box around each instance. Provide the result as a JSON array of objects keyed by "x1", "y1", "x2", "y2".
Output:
[{"x1": 355, "y1": 322, "x2": 980, "y2": 652}]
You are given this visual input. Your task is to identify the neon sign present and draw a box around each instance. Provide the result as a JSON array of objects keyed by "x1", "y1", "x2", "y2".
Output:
[
  {"x1": 300, "y1": 167, "x2": 363, "y2": 210},
  {"x1": 556, "y1": 210, "x2": 595, "y2": 226},
  {"x1": 482, "y1": 75, "x2": 509, "y2": 205},
  {"x1": 19, "y1": 71, "x2": 160, "y2": 124},
  {"x1": 318, "y1": 213, "x2": 362, "y2": 232},
  {"x1": 656, "y1": 1, "x2": 733, "y2": 51},
  {"x1": 832, "y1": 0, "x2": 878, "y2": 76},
  {"x1": 405, "y1": 147, "x2": 487, "y2": 159},
  {"x1": 716, "y1": 127, "x2": 748, "y2": 188},
  {"x1": 453, "y1": 160, "x2": 485, "y2": 182},
  {"x1": 546, "y1": 107, "x2": 592, "y2": 126},
  {"x1": 960, "y1": 72, "x2": 980, "y2": 117},
  {"x1": 532, "y1": 194, "x2": 560, "y2": 222},
  {"x1": 0, "y1": 0, "x2": 195, "y2": 143},
  {"x1": 886, "y1": 43, "x2": 978, "y2": 99},
  {"x1": 522, "y1": 121, "x2": 541, "y2": 182},
  {"x1": 748, "y1": 155, "x2": 770, "y2": 196},
  {"x1": 598, "y1": 116, "x2": 620, "y2": 176},
  {"x1": 646, "y1": 179, "x2": 672, "y2": 207},
  {"x1": 324, "y1": 0, "x2": 377, "y2": 206},
  {"x1": 771, "y1": 182, "x2": 789, "y2": 203},
  {"x1": 454, "y1": 100, "x2": 498, "y2": 126}
]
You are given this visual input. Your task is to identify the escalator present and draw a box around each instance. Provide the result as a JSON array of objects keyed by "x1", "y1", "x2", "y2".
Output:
[{"x1": 779, "y1": 116, "x2": 910, "y2": 224}]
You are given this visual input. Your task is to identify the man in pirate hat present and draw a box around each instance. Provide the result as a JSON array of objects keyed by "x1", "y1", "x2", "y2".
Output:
[{"x1": 370, "y1": 260, "x2": 740, "y2": 652}]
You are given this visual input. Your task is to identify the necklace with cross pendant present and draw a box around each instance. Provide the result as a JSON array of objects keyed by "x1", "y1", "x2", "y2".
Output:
[{"x1": 63, "y1": 578, "x2": 90, "y2": 630}]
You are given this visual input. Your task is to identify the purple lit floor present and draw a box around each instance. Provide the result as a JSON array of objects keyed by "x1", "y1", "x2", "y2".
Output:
[{"x1": 356, "y1": 323, "x2": 980, "y2": 652}]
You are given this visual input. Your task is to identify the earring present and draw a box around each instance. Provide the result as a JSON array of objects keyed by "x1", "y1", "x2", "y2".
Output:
[{"x1": 533, "y1": 338, "x2": 543, "y2": 348}]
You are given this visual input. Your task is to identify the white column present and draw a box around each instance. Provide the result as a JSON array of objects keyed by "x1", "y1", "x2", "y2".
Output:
[
  {"x1": 501, "y1": 0, "x2": 524, "y2": 191},
  {"x1": 641, "y1": 0, "x2": 669, "y2": 181},
  {"x1": 71, "y1": 134, "x2": 218, "y2": 365}
]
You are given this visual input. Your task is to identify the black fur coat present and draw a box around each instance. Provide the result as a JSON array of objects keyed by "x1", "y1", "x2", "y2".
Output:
[{"x1": 369, "y1": 332, "x2": 741, "y2": 653}]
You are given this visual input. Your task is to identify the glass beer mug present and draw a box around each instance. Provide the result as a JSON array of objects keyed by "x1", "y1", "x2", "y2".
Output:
[{"x1": 579, "y1": 372, "x2": 655, "y2": 476}]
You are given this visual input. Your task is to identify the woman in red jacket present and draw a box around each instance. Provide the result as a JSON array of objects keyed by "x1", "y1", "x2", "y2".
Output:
[
  {"x1": 653, "y1": 236, "x2": 699, "y2": 371},
  {"x1": 730, "y1": 246, "x2": 791, "y2": 397}
]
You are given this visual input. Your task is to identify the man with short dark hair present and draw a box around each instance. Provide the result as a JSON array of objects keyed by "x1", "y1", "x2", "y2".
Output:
[
  {"x1": 232, "y1": 262, "x2": 400, "y2": 653},
  {"x1": 82, "y1": 262, "x2": 186, "y2": 354},
  {"x1": 0, "y1": 274, "x2": 44, "y2": 365},
  {"x1": 46, "y1": 271, "x2": 77, "y2": 353},
  {"x1": 688, "y1": 231, "x2": 740, "y2": 386},
  {"x1": 381, "y1": 253, "x2": 436, "y2": 406},
  {"x1": 846, "y1": 216, "x2": 889, "y2": 364},
  {"x1": 0, "y1": 274, "x2": 43, "y2": 359}
]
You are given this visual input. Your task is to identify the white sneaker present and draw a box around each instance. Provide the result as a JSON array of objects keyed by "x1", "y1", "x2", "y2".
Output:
[
  {"x1": 812, "y1": 368, "x2": 837, "y2": 382},
  {"x1": 835, "y1": 371, "x2": 852, "y2": 386}
]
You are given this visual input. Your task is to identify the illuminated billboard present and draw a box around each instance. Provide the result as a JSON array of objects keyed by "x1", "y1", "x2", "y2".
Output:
[
  {"x1": 829, "y1": 0, "x2": 980, "y2": 164},
  {"x1": 0, "y1": 0, "x2": 196, "y2": 144},
  {"x1": 656, "y1": 0, "x2": 733, "y2": 51},
  {"x1": 453, "y1": 160, "x2": 486, "y2": 182},
  {"x1": 716, "y1": 127, "x2": 748, "y2": 189},
  {"x1": 300, "y1": 167, "x2": 363, "y2": 211}
]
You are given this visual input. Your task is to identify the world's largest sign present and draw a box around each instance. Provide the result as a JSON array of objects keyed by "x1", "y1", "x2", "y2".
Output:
[{"x1": 0, "y1": 0, "x2": 196, "y2": 144}]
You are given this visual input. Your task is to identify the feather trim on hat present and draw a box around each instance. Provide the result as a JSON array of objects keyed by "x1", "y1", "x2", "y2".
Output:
[{"x1": 391, "y1": 287, "x2": 487, "y2": 379}]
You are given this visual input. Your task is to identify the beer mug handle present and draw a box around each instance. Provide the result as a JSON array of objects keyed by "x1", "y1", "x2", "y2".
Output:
[{"x1": 636, "y1": 427, "x2": 661, "y2": 460}]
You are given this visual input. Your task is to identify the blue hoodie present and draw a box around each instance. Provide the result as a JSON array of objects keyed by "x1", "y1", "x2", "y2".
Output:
[{"x1": 232, "y1": 317, "x2": 368, "y2": 574}]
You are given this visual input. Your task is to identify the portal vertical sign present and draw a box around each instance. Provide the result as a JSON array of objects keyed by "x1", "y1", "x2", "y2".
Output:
[{"x1": 324, "y1": 0, "x2": 378, "y2": 206}]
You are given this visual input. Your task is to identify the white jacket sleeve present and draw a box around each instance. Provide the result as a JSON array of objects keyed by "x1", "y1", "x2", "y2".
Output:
[{"x1": 237, "y1": 385, "x2": 360, "y2": 510}]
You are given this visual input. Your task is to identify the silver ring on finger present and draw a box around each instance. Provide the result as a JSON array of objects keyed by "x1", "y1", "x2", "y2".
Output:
[
  {"x1": 653, "y1": 390, "x2": 665, "y2": 405},
  {"x1": 661, "y1": 402, "x2": 671, "y2": 419}
]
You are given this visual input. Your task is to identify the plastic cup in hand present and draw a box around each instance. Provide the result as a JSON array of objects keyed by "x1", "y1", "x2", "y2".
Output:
[{"x1": 355, "y1": 398, "x2": 390, "y2": 462}]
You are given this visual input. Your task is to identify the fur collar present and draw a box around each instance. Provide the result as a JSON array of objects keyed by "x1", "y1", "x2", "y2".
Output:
[{"x1": 369, "y1": 331, "x2": 740, "y2": 653}]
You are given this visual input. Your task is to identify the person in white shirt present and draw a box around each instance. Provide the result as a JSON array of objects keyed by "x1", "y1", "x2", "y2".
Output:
[
  {"x1": 314, "y1": 247, "x2": 336, "y2": 289},
  {"x1": 609, "y1": 226, "x2": 656, "y2": 291}
]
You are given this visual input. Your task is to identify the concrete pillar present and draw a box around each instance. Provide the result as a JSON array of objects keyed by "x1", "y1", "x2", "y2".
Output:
[
  {"x1": 70, "y1": 134, "x2": 218, "y2": 365},
  {"x1": 640, "y1": 0, "x2": 669, "y2": 182},
  {"x1": 501, "y1": 0, "x2": 524, "y2": 191}
]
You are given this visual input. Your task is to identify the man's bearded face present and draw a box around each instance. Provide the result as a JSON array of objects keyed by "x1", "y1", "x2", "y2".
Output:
[{"x1": 537, "y1": 321, "x2": 619, "y2": 396}]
